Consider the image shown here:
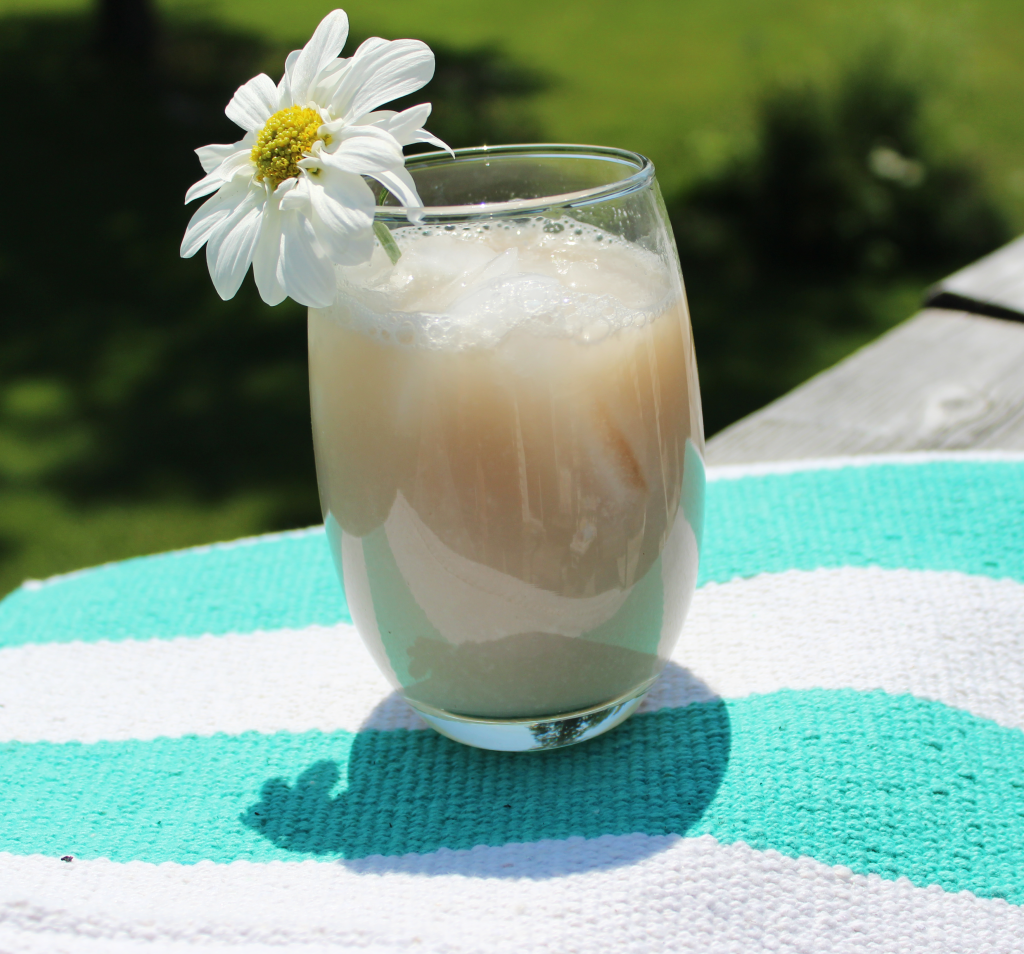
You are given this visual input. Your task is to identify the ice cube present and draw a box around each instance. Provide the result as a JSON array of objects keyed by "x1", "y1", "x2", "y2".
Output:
[
  {"x1": 393, "y1": 237, "x2": 512, "y2": 312},
  {"x1": 448, "y1": 271, "x2": 565, "y2": 334}
]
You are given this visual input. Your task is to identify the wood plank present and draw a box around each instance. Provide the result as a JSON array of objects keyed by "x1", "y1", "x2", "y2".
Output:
[
  {"x1": 927, "y1": 234, "x2": 1024, "y2": 319},
  {"x1": 705, "y1": 309, "x2": 1024, "y2": 464}
]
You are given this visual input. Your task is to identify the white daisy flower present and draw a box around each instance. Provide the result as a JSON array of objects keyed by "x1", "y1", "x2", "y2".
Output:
[{"x1": 180, "y1": 9, "x2": 451, "y2": 308}]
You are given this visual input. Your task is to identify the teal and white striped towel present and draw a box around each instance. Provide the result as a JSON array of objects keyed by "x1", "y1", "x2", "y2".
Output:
[{"x1": 1, "y1": 452, "x2": 1023, "y2": 953}]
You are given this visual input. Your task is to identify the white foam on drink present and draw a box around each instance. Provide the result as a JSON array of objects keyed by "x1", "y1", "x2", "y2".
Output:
[{"x1": 324, "y1": 217, "x2": 675, "y2": 350}]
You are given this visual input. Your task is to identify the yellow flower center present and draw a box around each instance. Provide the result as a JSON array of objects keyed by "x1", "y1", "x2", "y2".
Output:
[{"x1": 251, "y1": 106, "x2": 323, "y2": 187}]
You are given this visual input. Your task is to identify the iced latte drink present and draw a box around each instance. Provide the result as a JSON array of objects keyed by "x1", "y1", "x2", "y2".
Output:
[{"x1": 309, "y1": 147, "x2": 704, "y2": 750}]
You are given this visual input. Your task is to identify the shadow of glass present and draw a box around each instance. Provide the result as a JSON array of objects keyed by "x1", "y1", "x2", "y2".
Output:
[{"x1": 240, "y1": 661, "x2": 730, "y2": 877}]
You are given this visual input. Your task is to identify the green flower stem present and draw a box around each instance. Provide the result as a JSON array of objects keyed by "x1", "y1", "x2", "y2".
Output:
[
  {"x1": 373, "y1": 189, "x2": 402, "y2": 265},
  {"x1": 373, "y1": 221, "x2": 402, "y2": 265}
]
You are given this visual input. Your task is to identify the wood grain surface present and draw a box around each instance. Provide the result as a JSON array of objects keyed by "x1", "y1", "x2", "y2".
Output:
[
  {"x1": 928, "y1": 234, "x2": 1024, "y2": 320},
  {"x1": 705, "y1": 309, "x2": 1024, "y2": 464}
]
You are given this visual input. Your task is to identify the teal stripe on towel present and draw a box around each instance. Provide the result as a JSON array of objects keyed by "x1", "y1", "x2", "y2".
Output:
[
  {"x1": 703, "y1": 460, "x2": 1024, "y2": 585},
  {"x1": 0, "y1": 532, "x2": 349, "y2": 648},
  {"x1": 3, "y1": 688, "x2": 1024, "y2": 903},
  {"x1": 1, "y1": 458, "x2": 1021, "y2": 648}
]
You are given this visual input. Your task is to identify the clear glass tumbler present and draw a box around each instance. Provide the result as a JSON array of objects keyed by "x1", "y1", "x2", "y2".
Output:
[{"x1": 309, "y1": 144, "x2": 705, "y2": 751}]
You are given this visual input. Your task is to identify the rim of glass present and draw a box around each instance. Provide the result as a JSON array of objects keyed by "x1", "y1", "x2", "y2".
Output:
[{"x1": 374, "y1": 143, "x2": 654, "y2": 222}]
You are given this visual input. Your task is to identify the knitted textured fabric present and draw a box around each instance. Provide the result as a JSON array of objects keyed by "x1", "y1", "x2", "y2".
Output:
[{"x1": 1, "y1": 451, "x2": 1023, "y2": 953}]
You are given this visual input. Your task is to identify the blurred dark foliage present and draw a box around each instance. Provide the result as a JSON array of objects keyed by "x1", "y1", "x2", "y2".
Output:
[
  {"x1": 670, "y1": 57, "x2": 1010, "y2": 434},
  {"x1": 97, "y1": 0, "x2": 157, "y2": 60},
  {"x1": 0, "y1": 8, "x2": 545, "y2": 529}
]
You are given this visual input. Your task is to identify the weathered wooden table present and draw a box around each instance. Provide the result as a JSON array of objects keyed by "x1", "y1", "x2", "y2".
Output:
[{"x1": 706, "y1": 237, "x2": 1024, "y2": 464}]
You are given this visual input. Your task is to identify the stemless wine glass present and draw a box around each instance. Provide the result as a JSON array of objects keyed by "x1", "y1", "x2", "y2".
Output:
[{"x1": 308, "y1": 144, "x2": 705, "y2": 751}]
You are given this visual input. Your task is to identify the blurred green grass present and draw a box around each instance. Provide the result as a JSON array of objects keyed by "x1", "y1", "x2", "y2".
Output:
[
  {"x1": 9, "y1": 0, "x2": 1024, "y2": 222},
  {"x1": 0, "y1": 491, "x2": 277, "y2": 590},
  {"x1": 0, "y1": 0, "x2": 1020, "y2": 595}
]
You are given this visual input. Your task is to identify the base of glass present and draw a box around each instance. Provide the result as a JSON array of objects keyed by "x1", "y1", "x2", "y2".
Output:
[{"x1": 407, "y1": 684, "x2": 650, "y2": 752}]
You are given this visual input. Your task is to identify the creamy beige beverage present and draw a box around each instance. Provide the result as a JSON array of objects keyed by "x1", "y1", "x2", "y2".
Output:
[{"x1": 309, "y1": 218, "x2": 705, "y2": 720}]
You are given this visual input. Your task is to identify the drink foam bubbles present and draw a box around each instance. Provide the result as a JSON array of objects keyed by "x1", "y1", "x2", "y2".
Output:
[{"x1": 323, "y1": 217, "x2": 675, "y2": 350}]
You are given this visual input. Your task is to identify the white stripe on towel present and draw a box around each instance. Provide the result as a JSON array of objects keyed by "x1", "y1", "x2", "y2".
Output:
[
  {"x1": 1, "y1": 835, "x2": 1021, "y2": 954},
  {"x1": 1, "y1": 567, "x2": 1022, "y2": 743}
]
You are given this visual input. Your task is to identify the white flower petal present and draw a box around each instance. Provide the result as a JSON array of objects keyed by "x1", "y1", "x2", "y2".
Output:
[
  {"x1": 180, "y1": 177, "x2": 254, "y2": 259},
  {"x1": 278, "y1": 175, "x2": 312, "y2": 212},
  {"x1": 353, "y1": 109, "x2": 396, "y2": 125},
  {"x1": 318, "y1": 117, "x2": 346, "y2": 143},
  {"x1": 370, "y1": 103, "x2": 430, "y2": 140},
  {"x1": 307, "y1": 167, "x2": 375, "y2": 263},
  {"x1": 277, "y1": 49, "x2": 301, "y2": 103},
  {"x1": 310, "y1": 212, "x2": 374, "y2": 267},
  {"x1": 330, "y1": 38, "x2": 434, "y2": 120},
  {"x1": 319, "y1": 125, "x2": 404, "y2": 174},
  {"x1": 226, "y1": 73, "x2": 280, "y2": 132},
  {"x1": 205, "y1": 189, "x2": 264, "y2": 300},
  {"x1": 185, "y1": 149, "x2": 253, "y2": 204},
  {"x1": 405, "y1": 125, "x2": 455, "y2": 156},
  {"x1": 368, "y1": 166, "x2": 424, "y2": 222},
  {"x1": 286, "y1": 9, "x2": 349, "y2": 106},
  {"x1": 219, "y1": 149, "x2": 256, "y2": 176},
  {"x1": 252, "y1": 193, "x2": 287, "y2": 306},
  {"x1": 361, "y1": 103, "x2": 453, "y2": 155},
  {"x1": 185, "y1": 170, "x2": 228, "y2": 205},
  {"x1": 314, "y1": 164, "x2": 376, "y2": 215},
  {"x1": 311, "y1": 58, "x2": 349, "y2": 105},
  {"x1": 278, "y1": 210, "x2": 337, "y2": 308},
  {"x1": 196, "y1": 141, "x2": 245, "y2": 174}
]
